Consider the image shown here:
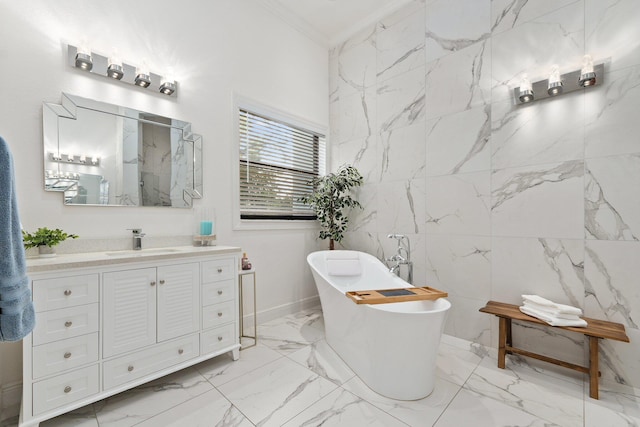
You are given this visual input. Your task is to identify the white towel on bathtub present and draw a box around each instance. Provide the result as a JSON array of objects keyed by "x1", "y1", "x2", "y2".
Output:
[{"x1": 326, "y1": 252, "x2": 361, "y2": 276}]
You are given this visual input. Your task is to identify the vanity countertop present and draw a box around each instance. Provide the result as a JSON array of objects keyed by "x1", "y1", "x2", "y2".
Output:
[{"x1": 26, "y1": 245, "x2": 242, "y2": 273}]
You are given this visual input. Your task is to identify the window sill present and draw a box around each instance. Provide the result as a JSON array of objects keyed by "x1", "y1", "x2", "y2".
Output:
[{"x1": 233, "y1": 219, "x2": 319, "y2": 231}]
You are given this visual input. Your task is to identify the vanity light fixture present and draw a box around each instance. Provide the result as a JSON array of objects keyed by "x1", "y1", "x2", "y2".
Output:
[
  {"x1": 518, "y1": 75, "x2": 534, "y2": 103},
  {"x1": 579, "y1": 54, "x2": 596, "y2": 87},
  {"x1": 67, "y1": 44, "x2": 178, "y2": 97},
  {"x1": 514, "y1": 55, "x2": 604, "y2": 105},
  {"x1": 547, "y1": 65, "x2": 563, "y2": 96},
  {"x1": 49, "y1": 152, "x2": 100, "y2": 166}
]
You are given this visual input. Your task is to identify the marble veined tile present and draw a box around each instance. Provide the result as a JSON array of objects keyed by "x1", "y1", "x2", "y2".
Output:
[
  {"x1": 584, "y1": 240, "x2": 640, "y2": 330},
  {"x1": 585, "y1": 65, "x2": 640, "y2": 158},
  {"x1": 425, "y1": 105, "x2": 491, "y2": 176},
  {"x1": 258, "y1": 309, "x2": 326, "y2": 354},
  {"x1": 342, "y1": 375, "x2": 460, "y2": 427},
  {"x1": 335, "y1": 135, "x2": 380, "y2": 183},
  {"x1": 585, "y1": 154, "x2": 640, "y2": 241},
  {"x1": 491, "y1": 3, "x2": 584, "y2": 102},
  {"x1": 376, "y1": 7, "x2": 425, "y2": 82},
  {"x1": 425, "y1": 171, "x2": 491, "y2": 236},
  {"x1": 281, "y1": 388, "x2": 407, "y2": 427},
  {"x1": 463, "y1": 357, "x2": 584, "y2": 427},
  {"x1": 425, "y1": 0, "x2": 490, "y2": 63},
  {"x1": 491, "y1": 160, "x2": 585, "y2": 239},
  {"x1": 287, "y1": 339, "x2": 355, "y2": 386},
  {"x1": 377, "y1": 66, "x2": 425, "y2": 134},
  {"x1": 584, "y1": 386, "x2": 640, "y2": 427},
  {"x1": 491, "y1": 94, "x2": 585, "y2": 170},
  {"x1": 437, "y1": 341, "x2": 483, "y2": 386},
  {"x1": 135, "y1": 388, "x2": 252, "y2": 427},
  {"x1": 596, "y1": 327, "x2": 640, "y2": 397},
  {"x1": 376, "y1": 178, "x2": 426, "y2": 234},
  {"x1": 94, "y1": 367, "x2": 213, "y2": 427},
  {"x1": 335, "y1": 24, "x2": 376, "y2": 56},
  {"x1": 379, "y1": 121, "x2": 426, "y2": 183},
  {"x1": 347, "y1": 183, "x2": 377, "y2": 233},
  {"x1": 217, "y1": 357, "x2": 337, "y2": 427},
  {"x1": 338, "y1": 39, "x2": 377, "y2": 99},
  {"x1": 195, "y1": 343, "x2": 283, "y2": 387},
  {"x1": 491, "y1": 237, "x2": 585, "y2": 308},
  {"x1": 441, "y1": 294, "x2": 491, "y2": 346},
  {"x1": 434, "y1": 386, "x2": 562, "y2": 427},
  {"x1": 41, "y1": 404, "x2": 98, "y2": 427},
  {"x1": 491, "y1": 0, "x2": 579, "y2": 34},
  {"x1": 378, "y1": 0, "x2": 426, "y2": 30},
  {"x1": 338, "y1": 87, "x2": 376, "y2": 144},
  {"x1": 425, "y1": 40, "x2": 491, "y2": 120},
  {"x1": 586, "y1": 0, "x2": 640, "y2": 73}
]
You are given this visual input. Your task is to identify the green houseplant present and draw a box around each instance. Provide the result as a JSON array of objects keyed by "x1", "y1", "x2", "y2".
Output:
[
  {"x1": 22, "y1": 227, "x2": 78, "y2": 257},
  {"x1": 300, "y1": 164, "x2": 363, "y2": 250}
]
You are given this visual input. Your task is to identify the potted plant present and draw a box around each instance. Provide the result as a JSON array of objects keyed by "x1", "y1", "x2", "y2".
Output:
[
  {"x1": 22, "y1": 227, "x2": 79, "y2": 257},
  {"x1": 299, "y1": 164, "x2": 363, "y2": 250}
]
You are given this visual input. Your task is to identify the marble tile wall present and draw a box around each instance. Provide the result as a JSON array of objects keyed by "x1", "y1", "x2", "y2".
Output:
[{"x1": 330, "y1": 0, "x2": 640, "y2": 392}]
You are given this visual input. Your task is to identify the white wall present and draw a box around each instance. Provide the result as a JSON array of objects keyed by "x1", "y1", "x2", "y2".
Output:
[
  {"x1": 0, "y1": 0, "x2": 328, "y2": 413},
  {"x1": 330, "y1": 0, "x2": 640, "y2": 394}
]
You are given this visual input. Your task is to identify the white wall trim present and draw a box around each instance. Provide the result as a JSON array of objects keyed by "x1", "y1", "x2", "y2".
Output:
[
  {"x1": 255, "y1": 295, "x2": 321, "y2": 325},
  {"x1": 1, "y1": 380, "x2": 22, "y2": 421}
]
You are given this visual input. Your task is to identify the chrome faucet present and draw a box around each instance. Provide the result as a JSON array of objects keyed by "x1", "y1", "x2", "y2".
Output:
[
  {"x1": 386, "y1": 234, "x2": 413, "y2": 284},
  {"x1": 128, "y1": 228, "x2": 145, "y2": 250}
]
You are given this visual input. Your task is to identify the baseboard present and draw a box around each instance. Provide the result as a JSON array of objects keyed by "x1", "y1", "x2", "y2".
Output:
[
  {"x1": 251, "y1": 295, "x2": 321, "y2": 325},
  {"x1": 1, "y1": 381, "x2": 22, "y2": 421}
]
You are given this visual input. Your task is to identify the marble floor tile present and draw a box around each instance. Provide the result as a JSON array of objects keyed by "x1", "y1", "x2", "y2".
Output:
[
  {"x1": 342, "y1": 375, "x2": 460, "y2": 427},
  {"x1": 584, "y1": 387, "x2": 640, "y2": 427},
  {"x1": 258, "y1": 309, "x2": 326, "y2": 354},
  {"x1": 135, "y1": 388, "x2": 253, "y2": 427},
  {"x1": 281, "y1": 388, "x2": 408, "y2": 427},
  {"x1": 287, "y1": 339, "x2": 356, "y2": 386},
  {"x1": 40, "y1": 405, "x2": 98, "y2": 427},
  {"x1": 217, "y1": 357, "x2": 337, "y2": 426},
  {"x1": 436, "y1": 341, "x2": 483, "y2": 386}
]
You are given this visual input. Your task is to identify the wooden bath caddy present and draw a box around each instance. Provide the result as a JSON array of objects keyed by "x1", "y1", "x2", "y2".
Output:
[{"x1": 346, "y1": 286, "x2": 448, "y2": 305}]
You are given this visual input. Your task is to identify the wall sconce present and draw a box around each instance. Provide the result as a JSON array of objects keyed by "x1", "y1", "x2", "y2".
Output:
[
  {"x1": 67, "y1": 44, "x2": 178, "y2": 97},
  {"x1": 513, "y1": 56, "x2": 603, "y2": 105},
  {"x1": 49, "y1": 152, "x2": 100, "y2": 166}
]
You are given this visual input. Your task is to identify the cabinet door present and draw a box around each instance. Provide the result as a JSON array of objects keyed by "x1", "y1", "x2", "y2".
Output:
[
  {"x1": 103, "y1": 268, "x2": 156, "y2": 358},
  {"x1": 157, "y1": 263, "x2": 200, "y2": 342}
]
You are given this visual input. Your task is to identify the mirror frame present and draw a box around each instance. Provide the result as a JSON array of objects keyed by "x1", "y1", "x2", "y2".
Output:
[{"x1": 43, "y1": 93, "x2": 202, "y2": 207}]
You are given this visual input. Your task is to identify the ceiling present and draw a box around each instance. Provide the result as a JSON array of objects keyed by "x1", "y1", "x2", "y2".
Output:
[{"x1": 257, "y1": 0, "x2": 412, "y2": 47}]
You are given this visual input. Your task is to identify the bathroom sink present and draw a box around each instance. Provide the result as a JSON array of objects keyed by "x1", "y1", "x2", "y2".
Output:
[{"x1": 105, "y1": 248, "x2": 183, "y2": 257}]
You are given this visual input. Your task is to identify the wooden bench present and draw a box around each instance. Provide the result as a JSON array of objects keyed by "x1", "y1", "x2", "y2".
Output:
[{"x1": 479, "y1": 300, "x2": 630, "y2": 399}]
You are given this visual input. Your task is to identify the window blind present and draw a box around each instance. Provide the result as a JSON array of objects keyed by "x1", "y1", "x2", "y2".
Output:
[{"x1": 239, "y1": 108, "x2": 326, "y2": 219}]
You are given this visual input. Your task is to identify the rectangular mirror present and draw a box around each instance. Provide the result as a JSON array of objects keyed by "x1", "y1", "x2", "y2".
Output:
[{"x1": 43, "y1": 93, "x2": 202, "y2": 207}]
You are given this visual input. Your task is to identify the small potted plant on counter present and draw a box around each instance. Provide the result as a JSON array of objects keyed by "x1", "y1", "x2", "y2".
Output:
[
  {"x1": 299, "y1": 164, "x2": 363, "y2": 250},
  {"x1": 22, "y1": 227, "x2": 78, "y2": 257}
]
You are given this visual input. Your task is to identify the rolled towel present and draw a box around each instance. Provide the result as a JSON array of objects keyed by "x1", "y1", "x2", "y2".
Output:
[
  {"x1": 520, "y1": 305, "x2": 587, "y2": 328},
  {"x1": 522, "y1": 295, "x2": 582, "y2": 316}
]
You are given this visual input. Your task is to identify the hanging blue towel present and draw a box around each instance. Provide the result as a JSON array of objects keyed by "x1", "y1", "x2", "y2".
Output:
[{"x1": 0, "y1": 136, "x2": 35, "y2": 341}]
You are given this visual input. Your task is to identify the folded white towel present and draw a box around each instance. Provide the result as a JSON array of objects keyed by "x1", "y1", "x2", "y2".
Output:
[
  {"x1": 325, "y1": 251, "x2": 359, "y2": 260},
  {"x1": 522, "y1": 295, "x2": 583, "y2": 316},
  {"x1": 327, "y1": 259, "x2": 361, "y2": 276},
  {"x1": 522, "y1": 302, "x2": 582, "y2": 320},
  {"x1": 520, "y1": 305, "x2": 587, "y2": 328}
]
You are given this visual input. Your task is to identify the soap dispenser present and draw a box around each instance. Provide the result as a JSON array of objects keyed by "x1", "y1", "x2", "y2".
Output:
[{"x1": 241, "y1": 252, "x2": 252, "y2": 270}]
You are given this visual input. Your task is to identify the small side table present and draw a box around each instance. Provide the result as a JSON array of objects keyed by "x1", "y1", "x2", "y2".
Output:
[{"x1": 238, "y1": 268, "x2": 257, "y2": 349}]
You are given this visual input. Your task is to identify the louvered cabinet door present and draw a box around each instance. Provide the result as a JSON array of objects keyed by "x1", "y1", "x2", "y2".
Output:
[
  {"x1": 156, "y1": 263, "x2": 200, "y2": 342},
  {"x1": 103, "y1": 268, "x2": 157, "y2": 358}
]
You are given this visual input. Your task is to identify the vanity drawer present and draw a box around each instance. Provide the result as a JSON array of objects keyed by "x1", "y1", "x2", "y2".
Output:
[
  {"x1": 201, "y1": 323, "x2": 236, "y2": 355},
  {"x1": 201, "y1": 258, "x2": 236, "y2": 283},
  {"x1": 33, "y1": 303, "x2": 99, "y2": 346},
  {"x1": 33, "y1": 333, "x2": 99, "y2": 379},
  {"x1": 103, "y1": 334, "x2": 199, "y2": 390},
  {"x1": 202, "y1": 279, "x2": 235, "y2": 306},
  {"x1": 33, "y1": 274, "x2": 99, "y2": 312},
  {"x1": 202, "y1": 301, "x2": 236, "y2": 330},
  {"x1": 32, "y1": 364, "x2": 99, "y2": 416}
]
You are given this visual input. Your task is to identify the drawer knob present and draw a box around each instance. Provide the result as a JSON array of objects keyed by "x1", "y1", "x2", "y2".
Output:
[
  {"x1": 178, "y1": 348, "x2": 184, "y2": 355},
  {"x1": 64, "y1": 321, "x2": 73, "y2": 328},
  {"x1": 218, "y1": 336, "x2": 223, "y2": 341},
  {"x1": 159, "y1": 279, "x2": 165, "y2": 285},
  {"x1": 217, "y1": 312, "x2": 223, "y2": 317},
  {"x1": 128, "y1": 365, "x2": 134, "y2": 372},
  {"x1": 150, "y1": 281, "x2": 156, "y2": 287},
  {"x1": 217, "y1": 268, "x2": 223, "y2": 273},
  {"x1": 64, "y1": 386, "x2": 72, "y2": 394},
  {"x1": 217, "y1": 290, "x2": 223, "y2": 295},
  {"x1": 64, "y1": 352, "x2": 72, "y2": 359},
  {"x1": 63, "y1": 289, "x2": 72, "y2": 296}
]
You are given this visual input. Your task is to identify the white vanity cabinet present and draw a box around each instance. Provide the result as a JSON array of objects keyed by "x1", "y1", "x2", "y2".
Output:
[{"x1": 21, "y1": 247, "x2": 241, "y2": 427}]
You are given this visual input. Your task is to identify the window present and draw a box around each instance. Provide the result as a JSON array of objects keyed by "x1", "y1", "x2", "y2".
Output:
[{"x1": 238, "y1": 108, "x2": 326, "y2": 220}]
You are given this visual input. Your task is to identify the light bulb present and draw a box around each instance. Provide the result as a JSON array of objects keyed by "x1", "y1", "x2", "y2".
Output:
[
  {"x1": 547, "y1": 64, "x2": 563, "y2": 96},
  {"x1": 518, "y1": 74, "x2": 534, "y2": 103},
  {"x1": 579, "y1": 54, "x2": 596, "y2": 87}
]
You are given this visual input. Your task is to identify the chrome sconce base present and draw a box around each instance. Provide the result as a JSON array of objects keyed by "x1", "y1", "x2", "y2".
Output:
[
  {"x1": 513, "y1": 62, "x2": 604, "y2": 105},
  {"x1": 68, "y1": 45, "x2": 177, "y2": 97}
]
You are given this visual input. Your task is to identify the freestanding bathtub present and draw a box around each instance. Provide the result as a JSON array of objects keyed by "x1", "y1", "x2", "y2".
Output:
[{"x1": 307, "y1": 250, "x2": 451, "y2": 400}]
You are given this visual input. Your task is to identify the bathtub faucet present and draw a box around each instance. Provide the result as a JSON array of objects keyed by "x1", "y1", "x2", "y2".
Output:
[{"x1": 386, "y1": 234, "x2": 412, "y2": 284}]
